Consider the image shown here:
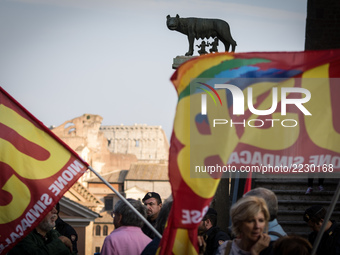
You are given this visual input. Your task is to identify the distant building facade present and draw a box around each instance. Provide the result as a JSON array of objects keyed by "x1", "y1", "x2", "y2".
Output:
[
  {"x1": 100, "y1": 124, "x2": 169, "y2": 162},
  {"x1": 52, "y1": 114, "x2": 138, "y2": 176},
  {"x1": 124, "y1": 162, "x2": 171, "y2": 202}
]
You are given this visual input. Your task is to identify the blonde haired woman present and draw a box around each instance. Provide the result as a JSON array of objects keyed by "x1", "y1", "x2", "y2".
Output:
[{"x1": 217, "y1": 196, "x2": 273, "y2": 255}]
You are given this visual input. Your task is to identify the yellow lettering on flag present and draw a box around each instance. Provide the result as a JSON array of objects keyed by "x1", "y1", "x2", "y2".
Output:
[
  {"x1": 0, "y1": 175, "x2": 30, "y2": 223},
  {"x1": 302, "y1": 64, "x2": 340, "y2": 153},
  {"x1": 0, "y1": 105, "x2": 71, "y2": 179}
]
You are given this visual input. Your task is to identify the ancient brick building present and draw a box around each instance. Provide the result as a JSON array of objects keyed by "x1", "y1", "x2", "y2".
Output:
[
  {"x1": 52, "y1": 114, "x2": 138, "y2": 177},
  {"x1": 100, "y1": 124, "x2": 169, "y2": 162}
]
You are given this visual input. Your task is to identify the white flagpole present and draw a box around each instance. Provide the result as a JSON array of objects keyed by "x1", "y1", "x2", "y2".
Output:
[
  {"x1": 88, "y1": 165, "x2": 162, "y2": 239},
  {"x1": 311, "y1": 180, "x2": 340, "y2": 255}
]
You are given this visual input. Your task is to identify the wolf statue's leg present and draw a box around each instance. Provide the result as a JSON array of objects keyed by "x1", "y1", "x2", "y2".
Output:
[{"x1": 186, "y1": 34, "x2": 194, "y2": 56}]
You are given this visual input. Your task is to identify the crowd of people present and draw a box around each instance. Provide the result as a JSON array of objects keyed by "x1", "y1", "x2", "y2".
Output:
[
  {"x1": 7, "y1": 188, "x2": 340, "y2": 255},
  {"x1": 100, "y1": 188, "x2": 340, "y2": 255}
]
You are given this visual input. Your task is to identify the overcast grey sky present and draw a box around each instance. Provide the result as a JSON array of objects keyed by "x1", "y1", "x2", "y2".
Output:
[{"x1": 0, "y1": 0, "x2": 307, "y2": 141}]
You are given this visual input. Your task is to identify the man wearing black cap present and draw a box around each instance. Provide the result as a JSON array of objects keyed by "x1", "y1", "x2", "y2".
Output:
[
  {"x1": 198, "y1": 208, "x2": 230, "y2": 255},
  {"x1": 142, "y1": 192, "x2": 162, "y2": 239},
  {"x1": 303, "y1": 205, "x2": 340, "y2": 255}
]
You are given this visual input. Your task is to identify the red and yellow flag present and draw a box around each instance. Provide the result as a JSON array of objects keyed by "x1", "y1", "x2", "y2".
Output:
[
  {"x1": 158, "y1": 50, "x2": 340, "y2": 254},
  {"x1": 0, "y1": 87, "x2": 89, "y2": 254}
]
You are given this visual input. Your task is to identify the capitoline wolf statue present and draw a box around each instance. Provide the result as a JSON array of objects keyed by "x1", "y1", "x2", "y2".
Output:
[{"x1": 166, "y1": 14, "x2": 237, "y2": 56}]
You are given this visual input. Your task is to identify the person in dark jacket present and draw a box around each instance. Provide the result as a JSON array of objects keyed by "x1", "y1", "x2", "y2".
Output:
[
  {"x1": 141, "y1": 192, "x2": 163, "y2": 239},
  {"x1": 8, "y1": 205, "x2": 75, "y2": 255},
  {"x1": 304, "y1": 205, "x2": 340, "y2": 255},
  {"x1": 198, "y1": 208, "x2": 230, "y2": 255},
  {"x1": 55, "y1": 202, "x2": 78, "y2": 254},
  {"x1": 141, "y1": 199, "x2": 173, "y2": 255}
]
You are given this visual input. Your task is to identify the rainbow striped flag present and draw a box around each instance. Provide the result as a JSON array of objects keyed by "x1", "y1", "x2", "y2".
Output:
[
  {"x1": 0, "y1": 87, "x2": 88, "y2": 254},
  {"x1": 158, "y1": 50, "x2": 340, "y2": 254}
]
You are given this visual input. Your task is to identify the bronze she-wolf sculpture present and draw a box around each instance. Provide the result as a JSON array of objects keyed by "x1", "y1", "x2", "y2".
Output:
[{"x1": 166, "y1": 14, "x2": 237, "y2": 56}]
